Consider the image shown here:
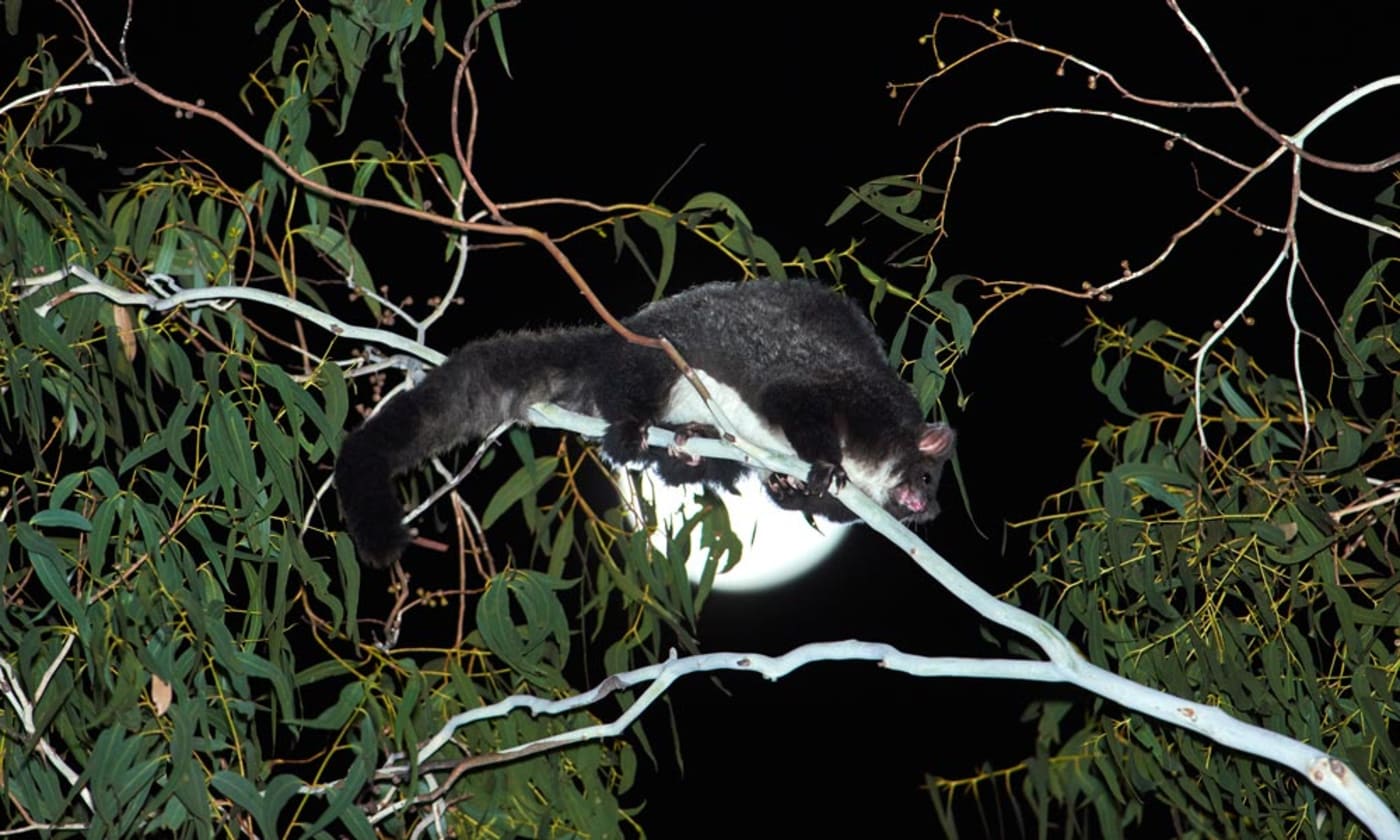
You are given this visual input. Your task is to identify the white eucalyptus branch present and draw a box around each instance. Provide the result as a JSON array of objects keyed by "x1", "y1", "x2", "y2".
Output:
[
  {"x1": 0, "y1": 72, "x2": 121, "y2": 119},
  {"x1": 340, "y1": 404, "x2": 1397, "y2": 837},
  {"x1": 23, "y1": 265, "x2": 443, "y2": 365},
  {"x1": 1182, "y1": 72, "x2": 1400, "y2": 451},
  {"x1": 33, "y1": 634, "x2": 75, "y2": 707},
  {"x1": 847, "y1": 495, "x2": 1400, "y2": 840},
  {"x1": 0, "y1": 647, "x2": 94, "y2": 814},
  {"x1": 395, "y1": 640, "x2": 1061, "y2": 774},
  {"x1": 1292, "y1": 75, "x2": 1400, "y2": 148},
  {"x1": 0, "y1": 822, "x2": 90, "y2": 836},
  {"x1": 924, "y1": 105, "x2": 1255, "y2": 177},
  {"x1": 1285, "y1": 238, "x2": 1309, "y2": 435},
  {"x1": 416, "y1": 232, "x2": 470, "y2": 336},
  {"x1": 1188, "y1": 238, "x2": 1291, "y2": 447},
  {"x1": 1300, "y1": 192, "x2": 1400, "y2": 242}
]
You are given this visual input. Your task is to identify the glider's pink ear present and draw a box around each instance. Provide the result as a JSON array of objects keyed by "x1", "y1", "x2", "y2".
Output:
[{"x1": 918, "y1": 423, "x2": 955, "y2": 457}]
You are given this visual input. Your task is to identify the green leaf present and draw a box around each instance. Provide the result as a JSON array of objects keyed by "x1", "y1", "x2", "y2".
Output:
[
  {"x1": 476, "y1": 570, "x2": 573, "y2": 687},
  {"x1": 210, "y1": 772, "x2": 278, "y2": 839},
  {"x1": 17, "y1": 524, "x2": 88, "y2": 635},
  {"x1": 826, "y1": 176, "x2": 942, "y2": 233},
  {"x1": 286, "y1": 682, "x2": 364, "y2": 730},
  {"x1": 1216, "y1": 374, "x2": 1254, "y2": 419},
  {"x1": 162, "y1": 399, "x2": 197, "y2": 476},
  {"x1": 393, "y1": 661, "x2": 424, "y2": 751},
  {"x1": 232, "y1": 650, "x2": 294, "y2": 720},
  {"x1": 19, "y1": 305, "x2": 83, "y2": 372},
  {"x1": 482, "y1": 0, "x2": 513, "y2": 76},
  {"x1": 639, "y1": 211, "x2": 678, "y2": 294},
  {"x1": 31, "y1": 508, "x2": 92, "y2": 531},
  {"x1": 547, "y1": 510, "x2": 575, "y2": 579},
  {"x1": 679, "y1": 191, "x2": 750, "y2": 225},
  {"x1": 305, "y1": 714, "x2": 376, "y2": 839},
  {"x1": 269, "y1": 17, "x2": 297, "y2": 71},
  {"x1": 926, "y1": 288, "x2": 973, "y2": 355},
  {"x1": 329, "y1": 7, "x2": 366, "y2": 96},
  {"x1": 132, "y1": 187, "x2": 170, "y2": 264},
  {"x1": 298, "y1": 225, "x2": 374, "y2": 297},
  {"x1": 1117, "y1": 465, "x2": 1191, "y2": 515},
  {"x1": 88, "y1": 496, "x2": 121, "y2": 577},
  {"x1": 206, "y1": 393, "x2": 259, "y2": 507},
  {"x1": 1320, "y1": 422, "x2": 1361, "y2": 471},
  {"x1": 481, "y1": 455, "x2": 558, "y2": 529},
  {"x1": 148, "y1": 206, "x2": 178, "y2": 276}
]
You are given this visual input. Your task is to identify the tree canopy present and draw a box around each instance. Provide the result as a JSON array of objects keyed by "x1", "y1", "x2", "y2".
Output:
[{"x1": 2, "y1": 2, "x2": 1399, "y2": 837}]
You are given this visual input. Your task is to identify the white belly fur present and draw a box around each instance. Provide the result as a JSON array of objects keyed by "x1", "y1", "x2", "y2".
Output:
[
  {"x1": 661, "y1": 371, "x2": 791, "y2": 453},
  {"x1": 660, "y1": 370, "x2": 896, "y2": 507}
]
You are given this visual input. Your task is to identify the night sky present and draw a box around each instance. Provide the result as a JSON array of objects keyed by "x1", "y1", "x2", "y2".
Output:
[{"x1": 13, "y1": 2, "x2": 1400, "y2": 835}]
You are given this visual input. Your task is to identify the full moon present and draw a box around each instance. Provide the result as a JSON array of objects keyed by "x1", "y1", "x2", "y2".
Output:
[{"x1": 622, "y1": 472, "x2": 850, "y2": 592}]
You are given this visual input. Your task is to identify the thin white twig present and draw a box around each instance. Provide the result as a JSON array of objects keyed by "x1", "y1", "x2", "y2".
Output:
[
  {"x1": 343, "y1": 277, "x2": 418, "y2": 332},
  {"x1": 1179, "y1": 73, "x2": 1400, "y2": 453},
  {"x1": 417, "y1": 420, "x2": 514, "y2": 525},
  {"x1": 33, "y1": 634, "x2": 76, "y2": 701},
  {"x1": 0, "y1": 653, "x2": 95, "y2": 813},
  {"x1": 1286, "y1": 229, "x2": 1309, "y2": 444},
  {"x1": 417, "y1": 231, "x2": 470, "y2": 336},
  {"x1": 925, "y1": 106, "x2": 1255, "y2": 176},
  {"x1": 1189, "y1": 244, "x2": 1290, "y2": 447},
  {"x1": 0, "y1": 74, "x2": 120, "y2": 119},
  {"x1": 1299, "y1": 192, "x2": 1400, "y2": 242},
  {"x1": 1333, "y1": 488, "x2": 1400, "y2": 522},
  {"x1": 0, "y1": 822, "x2": 90, "y2": 835},
  {"x1": 920, "y1": 7, "x2": 1397, "y2": 470}
]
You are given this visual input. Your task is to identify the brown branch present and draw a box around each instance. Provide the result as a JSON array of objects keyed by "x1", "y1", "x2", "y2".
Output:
[
  {"x1": 451, "y1": 0, "x2": 520, "y2": 223},
  {"x1": 55, "y1": 0, "x2": 672, "y2": 356},
  {"x1": 918, "y1": 107, "x2": 1255, "y2": 179},
  {"x1": 897, "y1": 11, "x2": 1238, "y2": 125},
  {"x1": 907, "y1": 6, "x2": 1400, "y2": 187},
  {"x1": 399, "y1": 115, "x2": 458, "y2": 214},
  {"x1": 1164, "y1": 0, "x2": 1400, "y2": 174},
  {"x1": 1187, "y1": 161, "x2": 1286, "y2": 235},
  {"x1": 53, "y1": 0, "x2": 722, "y2": 399}
]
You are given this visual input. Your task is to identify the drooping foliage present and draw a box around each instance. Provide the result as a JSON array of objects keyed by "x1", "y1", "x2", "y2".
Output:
[
  {"x1": 2, "y1": 2, "x2": 1396, "y2": 838},
  {"x1": 0, "y1": 3, "x2": 966, "y2": 837}
]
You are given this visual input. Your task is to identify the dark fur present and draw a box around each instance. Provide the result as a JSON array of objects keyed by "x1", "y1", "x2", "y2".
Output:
[{"x1": 336, "y1": 280, "x2": 954, "y2": 568}]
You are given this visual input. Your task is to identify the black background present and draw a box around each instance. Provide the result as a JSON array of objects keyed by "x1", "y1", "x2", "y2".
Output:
[{"x1": 13, "y1": 1, "x2": 1400, "y2": 835}]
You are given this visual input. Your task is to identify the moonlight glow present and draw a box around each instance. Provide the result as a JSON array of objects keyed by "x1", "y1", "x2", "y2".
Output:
[{"x1": 622, "y1": 472, "x2": 850, "y2": 593}]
